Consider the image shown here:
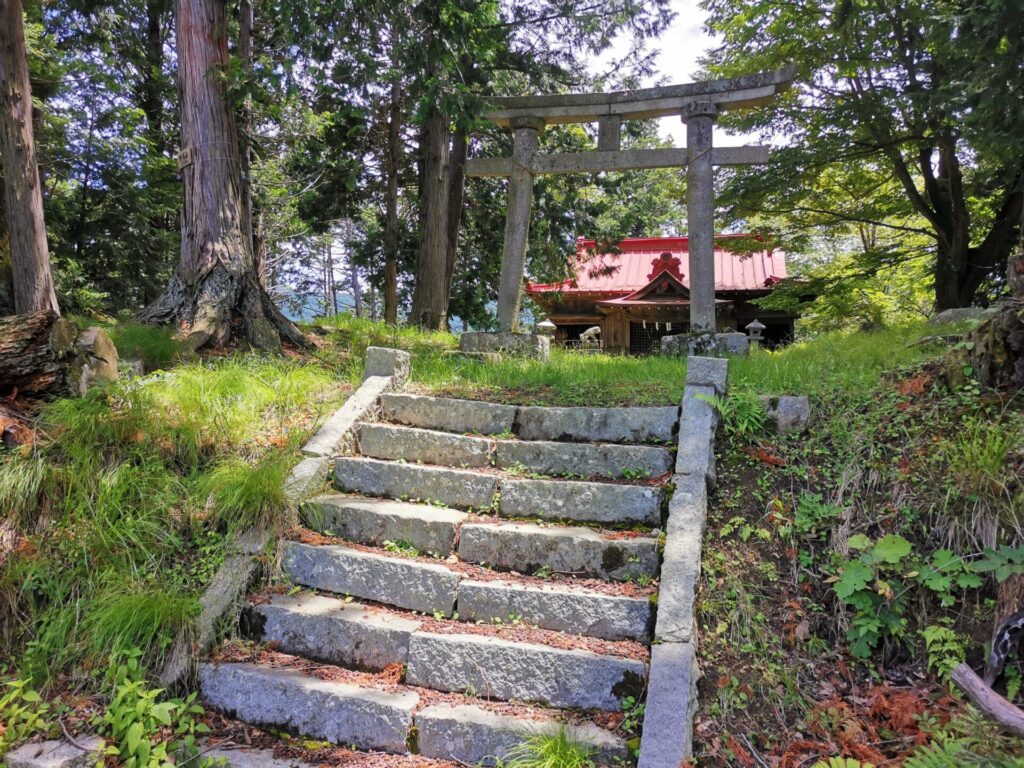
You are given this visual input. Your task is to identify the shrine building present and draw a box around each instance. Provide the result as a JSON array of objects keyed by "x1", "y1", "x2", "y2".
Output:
[{"x1": 525, "y1": 234, "x2": 798, "y2": 354}]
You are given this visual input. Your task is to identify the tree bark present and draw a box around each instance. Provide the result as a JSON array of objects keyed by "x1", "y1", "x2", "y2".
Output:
[
  {"x1": 237, "y1": 0, "x2": 255, "y2": 263},
  {"x1": 141, "y1": 0, "x2": 305, "y2": 351},
  {"x1": 0, "y1": 0, "x2": 58, "y2": 315},
  {"x1": 443, "y1": 126, "x2": 467, "y2": 323},
  {"x1": 951, "y1": 662, "x2": 1024, "y2": 739},
  {"x1": 382, "y1": 47, "x2": 401, "y2": 326},
  {"x1": 409, "y1": 104, "x2": 450, "y2": 330},
  {"x1": 0, "y1": 310, "x2": 118, "y2": 396}
]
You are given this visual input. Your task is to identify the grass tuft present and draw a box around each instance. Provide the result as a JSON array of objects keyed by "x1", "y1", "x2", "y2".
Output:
[
  {"x1": 78, "y1": 581, "x2": 200, "y2": 667},
  {"x1": 198, "y1": 452, "x2": 292, "y2": 532},
  {"x1": 499, "y1": 727, "x2": 595, "y2": 768},
  {"x1": 109, "y1": 322, "x2": 185, "y2": 370}
]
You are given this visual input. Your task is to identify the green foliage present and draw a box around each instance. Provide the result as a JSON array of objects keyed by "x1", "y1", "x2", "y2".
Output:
[
  {"x1": 902, "y1": 710, "x2": 1024, "y2": 767},
  {"x1": 788, "y1": 493, "x2": 843, "y2": 540},
  {"x1": 498, "y1": 727, "x2": 595, "y2": 768},
  {"x1": 78, "y1": 582, "x2": 199, "y2": 667},
  {"x1": 198, "y1": 452, "x2": 292, "y2": 532},
  {"x1": 0, "y1": 452, "x2": 50, "y2": 526},
  {"x1": 920, "y1": 621, "x2": 968, "y2": 679},
  {"x1": 729, "y1": 324, "x2": 944, "y2": 400},
  {"x1": 414, "y1": 345, "x2": 687, "y2": 407},
  {"x1": 382, "y1": 540, "x2": 423, "y2": 558},
  {"x1": 705, "y1": 0, "x2": 1024, "y2": 309},
  {"x1": 2, "y1": 355, "x2": 340, "y2": 685},
  {"x1": 942, "y1": 416, "x2": 1020, "y2": 498},
  {"x1": 812, "y1": 760, "x2": 872, "y2": 768},
  {"x1": 94, "y1": 651, "x2": 215, "y2": 768},
  {"x1": 700, "y1": 390, "x2": 768, "y2": 438},
  {"x1": 0, "y1": 678, "x2": 54, "y2": 753},
  {"x1": 618, "y1": 695, "x2": 645, "y2": 755},
  {"x1": 830, "y1": 535, "x2": 981, "y2": 658},
  {"x1": 110, "y1": 324, "x2": 185, "y2": 371},
  {"x1": 974, "y1": 546, "x2": 1024, "y2": 582}
]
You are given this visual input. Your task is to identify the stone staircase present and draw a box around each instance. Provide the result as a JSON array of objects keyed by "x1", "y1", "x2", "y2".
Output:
[{"x1": 199, "y1": 393, "x2": 679, "y2": 765}]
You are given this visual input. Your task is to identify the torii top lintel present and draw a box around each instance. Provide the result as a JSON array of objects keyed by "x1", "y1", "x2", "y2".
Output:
[{"x1": 485, "y1": 65, "x2": 795, "y2": 127}]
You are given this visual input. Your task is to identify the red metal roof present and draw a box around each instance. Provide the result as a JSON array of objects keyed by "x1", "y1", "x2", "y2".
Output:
[{"x1": 525, "y1": 234, "x2": 786, "y2": 296}]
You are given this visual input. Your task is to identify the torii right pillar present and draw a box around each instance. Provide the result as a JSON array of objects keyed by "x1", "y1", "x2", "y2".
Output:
[{"x1": 682, "y1": 100, "x2": 718, "y2": 341}]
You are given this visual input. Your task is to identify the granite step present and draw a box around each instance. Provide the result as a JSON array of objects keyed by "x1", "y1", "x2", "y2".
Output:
[
  {"x1": 496, "y1": 439, "x2": 673, "y2": 480},
  {"x1": 333, "y1": 457, "x2": 498, "y2": 511},
  {"x1": 458, "y1": 521, "x2": 660, "y2": 582},
  {"x1": 515, "y1": 405, "x2": 678, "y2": 444},
  {"x1": 416, "y1": 703, "x2": 630, "y2": 766},
  {"x1": 198, "y1": 662, "x2": 418, "y2": 753},
  {"x1": 301, "y1": 494, "x2": 467, "y2": 556},
  {"x1": 381, "y1": 393, "x2": 516, "y2": 435},
  {"x1": 200, "y1": 663, "x2": 630, "y2": 766},
  {"x1": 457, "y1": 578, "x2": 651, "y2": 642},
  {"x1": 356, "y1": 422, "x2": 494, "y2": 468},
  {"x1": 406, "y1": 632, "x2": 646, "y2": 711},
  {"x1": 283, "y1": 541, "x2": 460, "y2": 616},
  {"x1": 251, "y1": 593, "x2": 422, "y2": 671},
  {"x1": 498, "y1": 477, "x2": 663, "y2": 525},
  {"x1": 261, "y1": 572, "x2": 651, "y2": 646}
]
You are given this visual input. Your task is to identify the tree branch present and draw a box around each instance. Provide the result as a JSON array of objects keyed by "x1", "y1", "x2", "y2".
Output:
[{"x1": 951, "y1": 663, "x2": 1024, "y2": 739}]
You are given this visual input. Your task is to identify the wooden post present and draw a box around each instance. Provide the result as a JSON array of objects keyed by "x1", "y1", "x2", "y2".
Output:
[
  {"x1": 496, "y1": 116, "x2": 543, "y2": 332},
  {"x1": 683, "y1": 100, "x2": 717, "y2": 335}
]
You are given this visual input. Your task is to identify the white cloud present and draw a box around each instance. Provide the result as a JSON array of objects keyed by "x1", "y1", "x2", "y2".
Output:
[{"x1": 590, "y1": 0, "x2": 756, "y2": 147}]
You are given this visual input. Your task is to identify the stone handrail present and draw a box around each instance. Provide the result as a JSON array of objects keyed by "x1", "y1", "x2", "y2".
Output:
[{"x1": 636, "y1": 356, "x2": 728, "y2": 768}]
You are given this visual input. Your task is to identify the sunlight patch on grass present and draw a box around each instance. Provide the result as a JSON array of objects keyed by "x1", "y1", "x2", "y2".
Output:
[
  {"x1": 414, "y1": 348, "x2": 688, "y2": 407},
  {"x1": 730, "y1": 323, "x2": 947, "y2": 398}
]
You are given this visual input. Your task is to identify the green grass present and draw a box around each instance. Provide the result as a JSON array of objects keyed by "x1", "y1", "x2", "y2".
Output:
[
  {"x1": 730, "y1": 323, "x2": 949, "y2": 399},
  {"x1": 0, "y1": 354, "x2": 344, "y2": 687},
  {"x1": 109, "y1": 322, "x2": 185, "y2": 370},
  {"x1": 313, "y1": 313, "x2": 947, "y2": 406},
  {"x1": 198, "y1": 452, "x2": 293, "y2": 532},
  {"x1": 312, "y1": 313, "x2": 456, "y2": 383},
  {"x1": 499, "y1": 727, "x2": 596, "y2": 768},
  {"x1": 77, "y1": 582, "x2": 200, "y2": 667},
  {"x1": 414, "y1": 348, "x2": 688, "y2": 406}
]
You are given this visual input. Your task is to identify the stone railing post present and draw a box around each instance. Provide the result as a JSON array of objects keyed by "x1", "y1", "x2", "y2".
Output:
[
  {"x1": 682, "y1": 101, "x2": 718, "y2": 337},
  {"x1": 496, "y1": 116, "x2": 544, "y2": 332}
]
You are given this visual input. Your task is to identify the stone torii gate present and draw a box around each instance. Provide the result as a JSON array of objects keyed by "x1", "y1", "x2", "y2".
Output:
[{"x1": 467, "y1": 66, "x2": 795, "y2": 339}]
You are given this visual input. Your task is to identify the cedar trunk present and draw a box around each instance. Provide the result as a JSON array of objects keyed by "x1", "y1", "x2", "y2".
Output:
[
  {"x1": 0, "y1": 0, "x2": 58, "y2": 315},
  {"x1": 382, "y1": 56, "x2": 401, "y2": 325},
  {"x1": 409, "y1": 105, "x2": 450, "y2": 330},
  {"x1": 443, "y1": 126, "x2": 467, "y2": 318},
  {"x1": 141, "y1": 0, "x2": 303, "y2": 350}
]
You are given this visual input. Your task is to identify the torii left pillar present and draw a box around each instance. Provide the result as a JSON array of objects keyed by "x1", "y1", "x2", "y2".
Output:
[{"x1": 496, "y1": 116, "x2": 544, "y2": 332}]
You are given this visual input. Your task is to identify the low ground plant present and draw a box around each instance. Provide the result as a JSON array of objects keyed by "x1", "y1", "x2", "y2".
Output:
[
  {"x1": 695, "y1": 330, "x2": 1024, "y2": 765},
  {"x1": 498, "y1": 727, "x2": 595, "y2": 768}
]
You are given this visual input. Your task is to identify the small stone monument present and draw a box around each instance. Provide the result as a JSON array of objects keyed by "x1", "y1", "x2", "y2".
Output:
[{"x1": 459, "y1": 331, "x2": 550, "y2": 361}]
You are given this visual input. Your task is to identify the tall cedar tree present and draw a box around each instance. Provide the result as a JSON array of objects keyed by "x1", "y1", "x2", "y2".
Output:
[
  {"x1": 140, "y1": 0, "x2": 304, "y2": 349},
  {"x1": 0, "y1": 0, "x2": 59, "y2": 314}
]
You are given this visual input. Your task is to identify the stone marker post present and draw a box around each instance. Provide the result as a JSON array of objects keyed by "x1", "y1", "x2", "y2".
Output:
[
  {"x1": 497, "y1": 116, "x2": 544, "y2": 332},
  {"x1": 683, "y1": 101, "x2": 718, "y2": 337}
]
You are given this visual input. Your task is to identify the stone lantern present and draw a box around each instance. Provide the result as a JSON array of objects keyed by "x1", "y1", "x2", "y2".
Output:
[
  {"x1": 536, "y1": 319, "x2": 557, "y2": 336},
  {"x1": 745, "y1": 319, "x2": 766, "y2": 349}
]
